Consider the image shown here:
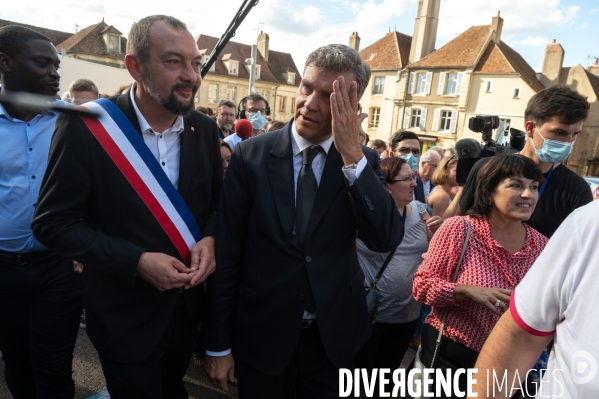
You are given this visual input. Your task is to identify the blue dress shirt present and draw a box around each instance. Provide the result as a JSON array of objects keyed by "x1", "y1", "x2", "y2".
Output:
[{"x1": 0, "y1": 100, "x2": 70, "y2": 252}]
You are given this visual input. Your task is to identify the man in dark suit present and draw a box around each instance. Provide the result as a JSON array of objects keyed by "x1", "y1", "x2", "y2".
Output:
[
  {"x1": 203, "y1": 44, "x2": 404, "y2": 398},
  {"x1": 32, "y1": 15, "x2": 221, "y2": 398}
]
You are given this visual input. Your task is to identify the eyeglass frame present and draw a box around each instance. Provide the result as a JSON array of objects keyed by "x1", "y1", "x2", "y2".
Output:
[
  {"x1": 246, "y1": 107, "x2": 267, "y2": 115},
  {"x1": 388, "y1": 174, "x2": 418, "y2": 184},
  {"x1": 394, "y1": 147, "x2": 422, "y2": 156}
]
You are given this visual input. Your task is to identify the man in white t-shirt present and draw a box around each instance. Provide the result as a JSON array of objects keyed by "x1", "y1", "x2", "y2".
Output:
[{"x1": 471, "y1": 200, "x2": 599, "y2": 398}]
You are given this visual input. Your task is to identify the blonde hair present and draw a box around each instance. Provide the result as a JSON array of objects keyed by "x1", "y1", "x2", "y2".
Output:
[{"x1": 431, "y1": 156, "x2": 457, "y2": 185}]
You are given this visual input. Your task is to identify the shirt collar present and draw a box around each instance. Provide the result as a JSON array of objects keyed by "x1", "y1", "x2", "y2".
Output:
[
  {"x1": 129, "y1": 83, "x2": 184, "y2": 135},
  {"x1": 290, "y1": 120, "x2": 333, "y2": 156},
  {"x1": 0, "y1": 99, "x2": 64, "y2": 121}
]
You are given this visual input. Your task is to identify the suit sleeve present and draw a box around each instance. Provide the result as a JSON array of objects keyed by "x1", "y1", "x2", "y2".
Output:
[
  {"x1": 350, "y1": 147, "x2": 404, "y2": 253},
  {"x1": 32, "y1": 114, "x2": 144, "y2": 288},
  {"x1": 203, "y1": 142, "x2": 253, "y2": 351},
  {"x1": 201, "y1": 117, "x2": 223, "y2": 237}
]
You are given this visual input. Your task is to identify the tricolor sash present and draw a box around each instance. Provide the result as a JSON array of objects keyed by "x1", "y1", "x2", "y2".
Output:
[{"x1": 78, "y1": 98, "x2": 201, "y2": 265}]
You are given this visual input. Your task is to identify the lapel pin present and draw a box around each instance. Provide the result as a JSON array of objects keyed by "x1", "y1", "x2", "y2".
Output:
[{"x1": 191, "y1": 126, "x2": 195, "y2": 131}]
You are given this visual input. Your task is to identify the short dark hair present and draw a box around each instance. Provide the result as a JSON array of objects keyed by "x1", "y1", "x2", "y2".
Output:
[
  {"x1": 0, "y1": 25, "x2": 51, "y2": 58},
  {"x1": 244, "y1": 93, "x2": 267, "y2": 108},
  {"x1": 217, "y1": 100, "x2": 236, "y2": 112},
  {"x1": 371, "y1": 139, "x2": 387, "y2": 150},
  {"x1": 380, "y1": 157, "x2": 408, "y2": 185},
  {"x1": 195, "y1": 105, "x2": 209, "y2": 115},
  {"x1": 524, "y1": 85, "x2": 589, "y2": 126},
  {"x1": 390, "y1": 131, "x2": 421, "y2": 151},
  {"x1": 304, "y1": 44, "x2": 371, "y2": 99},
  {"x1": 127, "y1": 15, "x2": 186, "y2": 65},
  {"x1": 69, "y1": 78, "x2": 99, "y2": 97},
  {"x1": 470, "y1": 154, "x2": 544, "y2": 215}
]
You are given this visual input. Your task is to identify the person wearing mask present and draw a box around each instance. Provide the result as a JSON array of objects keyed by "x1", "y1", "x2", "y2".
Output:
[
  {"x1": 225, "y1": 93, "x2": 269, "y2": 148},
  {"x1": 444, "y1": 85, "x2": 592, "y2": 239},
  {"x1": 390, "y1": 131, "x2": 434, "y2": 203},
  {"x1": 412, "y1": 154, "x2": 548, "y2": 397},
  {"x1": 355, "y1": 157, "x2": 441, "y2": 386}
]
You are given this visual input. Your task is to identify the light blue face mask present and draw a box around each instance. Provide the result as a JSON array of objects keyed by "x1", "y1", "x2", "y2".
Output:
[
  {"x1": 532, "y1": 126, "x2": 574, "y2": 164},
  {"x1": 401, "y1": 153, "x2": 419, "y2": 171},
  {"x1": 248, "y1": 112, "x2": 267, "y2": 130}
]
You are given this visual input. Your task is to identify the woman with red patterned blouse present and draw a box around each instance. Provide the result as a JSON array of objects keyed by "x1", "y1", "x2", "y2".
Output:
[{"x1": 412, "y1": 154, "x2": 548, "y2": 397}]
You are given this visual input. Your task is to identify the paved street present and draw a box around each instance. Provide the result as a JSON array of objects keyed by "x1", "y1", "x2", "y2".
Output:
[
  {"x1": 0, "y1": 327, "x2": 236, "y2": 399},
  {"x1": 1, "y1": 327, "x2": 416, "y2": 399}
]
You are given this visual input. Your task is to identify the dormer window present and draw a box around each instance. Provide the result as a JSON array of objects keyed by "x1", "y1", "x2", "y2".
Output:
[
  {"x1": 286, "y1": 72, "x2": 295, "y2": 85},
  {"x1": 245, "y1": 64, "x2": 260, "y2": 80},
  {"x1": 227, "y1": 60, "x2": 238, "y2": 75},
  {"x1": 107, "y1": 35, "x2": 120, "y2": 52}
]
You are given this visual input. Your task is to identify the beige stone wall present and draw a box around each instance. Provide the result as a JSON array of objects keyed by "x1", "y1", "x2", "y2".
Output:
[
  {"x1": 196, "y1": 72, "x2": 297, "y2": 122},
  {"x1": 359, "y1": 71, "x2": 398, "y2": 142}
]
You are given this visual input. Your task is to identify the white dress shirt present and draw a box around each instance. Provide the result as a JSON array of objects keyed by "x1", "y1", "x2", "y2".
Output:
[
  {"x1": 130, "y1": 86, "x2": 184, "y2": 188},
  {"x1": 206, "y1": 121, "x2": 367, "y2": 356}
]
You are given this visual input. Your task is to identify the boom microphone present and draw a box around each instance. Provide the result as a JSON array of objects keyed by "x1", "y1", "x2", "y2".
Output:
[
  {"x1": 234, "y1": 119, "x2": 253, "y2": 140},
  {"x1": 454, "y1": 138, "x2": 482, "y2": 159}
]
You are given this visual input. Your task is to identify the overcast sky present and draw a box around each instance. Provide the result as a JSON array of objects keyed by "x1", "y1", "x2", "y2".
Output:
[{"x1": 2, "y1": 0, "x2": 597, "y2": 74}]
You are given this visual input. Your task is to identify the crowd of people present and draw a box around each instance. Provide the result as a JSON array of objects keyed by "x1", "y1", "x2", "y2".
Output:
[{"x1": 0, "y1": 12, "x2": 597, "y2": 399}]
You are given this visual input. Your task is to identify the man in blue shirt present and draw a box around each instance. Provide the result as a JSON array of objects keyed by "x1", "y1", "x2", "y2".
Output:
[{"x1": 0, "y1": 25, "x2": 82, "y2": 398}]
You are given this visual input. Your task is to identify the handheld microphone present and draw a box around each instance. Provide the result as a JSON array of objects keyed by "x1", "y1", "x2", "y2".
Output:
[{"x1": 234, "y1": 119, "x2": 254, "y2": 140}]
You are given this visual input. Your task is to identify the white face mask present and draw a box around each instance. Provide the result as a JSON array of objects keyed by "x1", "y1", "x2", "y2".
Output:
[
  {"x1": 531, "y1": 126, "x2": 574, "y2": 164},
  {"x1": 248, "y1": 112, "x2": 267, "y2": 130}
]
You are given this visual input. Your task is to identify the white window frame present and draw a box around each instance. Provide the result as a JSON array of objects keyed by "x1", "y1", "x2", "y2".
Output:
[
  {"x1": 445, "y1": 73, "x2": 460, "y2": 95},
  {"x1": 208, "y1": 84, "x2": 219, "y2": 104},
  {"x1": 416, "y1": 74, "x2": 427, "y2": 94},
  {"x1": 227, "y1": 60, "x2": 239, "y2": 75},
  {"x1": 107, "y1": 34, "x2": 120, "y2": 52},
  {"x1": 513, "y1": 87, "x2": 520, "y2": 98},
  {"x1": 287, "y1": 72, "x2": 295, "y2": 85},
  {"x1": 369, "y1": 107, "x2": 381, "y2": 128},
  {"x1": 410, "y1": 108, "x2": 422, "y2": 129},
  {"x1": 226, "y1": 85, "x2": 237, "y2": 102},
  {"x1": 440, "y1": 110, "x2": 453, "y2": 131},
  {"x1": 373, "y1": 77, "x2": 385, "y2": 95}
]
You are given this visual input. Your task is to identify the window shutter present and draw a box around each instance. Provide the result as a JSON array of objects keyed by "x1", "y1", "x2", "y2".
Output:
[
  {"x1": 449, "y1": 110, "x2": 459, "y2": 133},
  {"x1": 408, "y1": 72, "x2": 415, "y2": 94},
  {"x1": 403, "y1": 107, "x2": 411, "y2": 129},
  {"x1": 425, "y1": 72, "x2": 433, "y2": 95},
  {"x1": 456, "y1": 72, "x2": 464, "y2": 95},
  {"x1": 437, "y1": 72, "x2": 446, "y2": 95},
  {"x1": 420, "y1": 108, "x2": 428, "y2": 130},
  {"x1": 432, "y1": 109, "x2": 440, "y2": 131}
]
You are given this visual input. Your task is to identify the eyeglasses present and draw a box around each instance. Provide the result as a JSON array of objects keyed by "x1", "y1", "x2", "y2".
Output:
[
  {"x1": 395, "y1": 147, "x2": 421, "y2": 156},
  {"x1": 389, "y1": 174, "x2": 417, "y2": 184},
  {"x1": 246, "y1": 108, "x2": 267, "y2": 115}
]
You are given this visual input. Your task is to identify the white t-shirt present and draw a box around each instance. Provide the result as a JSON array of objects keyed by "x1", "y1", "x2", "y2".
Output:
[{"x1": 511, "y1": 200, "x2": 599, "y2": 398}]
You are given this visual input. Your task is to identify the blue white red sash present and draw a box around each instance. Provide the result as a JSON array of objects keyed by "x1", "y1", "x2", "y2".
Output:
[{"x1": 77, "y1": 98, "x2": 201, "y2": 265}]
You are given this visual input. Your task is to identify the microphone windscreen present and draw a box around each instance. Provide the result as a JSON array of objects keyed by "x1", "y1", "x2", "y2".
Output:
[
  {"x1": 234, "y1": 119, "x2": 254, "y2": 140},
  {"x1": 455, "y1": 138, "x2": 482, "y2": 159}
]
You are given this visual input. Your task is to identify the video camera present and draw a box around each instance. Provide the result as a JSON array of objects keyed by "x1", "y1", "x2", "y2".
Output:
[{"x1": 455, "y1": 115, "x2": 526, "y2": 185}]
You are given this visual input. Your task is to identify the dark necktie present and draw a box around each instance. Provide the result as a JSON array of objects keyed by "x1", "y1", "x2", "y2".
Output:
[{"x1": 295, "y1": 146, "x2": 321, "y2": 248}]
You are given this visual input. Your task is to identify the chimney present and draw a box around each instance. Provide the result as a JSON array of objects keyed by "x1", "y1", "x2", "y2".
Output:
[
  {"x1": 257, "y1": 31, "x2": 269, "y2": 62},
  {"x1": 349, "y1": 32, "x2": 361, "y2": 51},
  {"x1": 491, "y1": 11, "x2": 503, "y2": 44},
  {"x1": 540, "y1": 39, "x2": 565, "y2": 87},
  {"x1": 588, "y1": 57, "x2": 599, "y2": 77},
  {"x1": 409, "y1": 0, "x2": 441, "y2": 63}
]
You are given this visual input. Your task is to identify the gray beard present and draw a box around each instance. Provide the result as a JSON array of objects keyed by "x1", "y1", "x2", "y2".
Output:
[{"x1": 144, "y1": 70, "x2": 196, "y2": 116}]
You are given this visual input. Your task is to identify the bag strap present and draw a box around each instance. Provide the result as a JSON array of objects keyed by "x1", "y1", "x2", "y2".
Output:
[
  {"x1": 371, "y1": 206, "x2": 406, "y2": 287},
  {"x1": 430, "y1": 219, "x2": 471, "y2": 368}
]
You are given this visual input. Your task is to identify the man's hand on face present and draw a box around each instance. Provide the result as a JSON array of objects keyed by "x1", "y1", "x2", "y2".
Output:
[
  {"x1": 136, "y1": 252, "x2": 193, "y2": 291},
  {"x1": 330, "y1": 75, "x2": 368, "y2": 166},
  {"x1": 185, "y1": 235, "x2": 216, "y2": 289},
  {"x1": 204, "y1": 353, "x2": 237, "y2": 392}
]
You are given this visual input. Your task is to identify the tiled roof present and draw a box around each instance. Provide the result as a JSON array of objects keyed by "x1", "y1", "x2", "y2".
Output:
[
  {"x1": 496, "y1": 41, "x2": 544, "y2": 92},
  {"x1": 196, "y1": 34, "x2": 301, "y2": 86},
  {"x1": 409, "y1": 25, "x2": 491, "y2": 69},
  {"x1": 56, "y1": 21, "x2": 126, "y2": 60},
  {"x1": 359, "y1": 31, "x2": 412, "y2": 71},
  {"x1": 0, "y1": 19, "x2": 72, "y2": 46}
]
